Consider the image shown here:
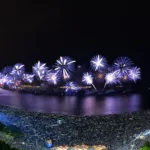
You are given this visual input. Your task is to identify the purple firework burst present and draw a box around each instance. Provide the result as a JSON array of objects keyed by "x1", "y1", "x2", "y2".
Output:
[
  {"x1": 2, "y1": 66, "x2": 12, "y2": 75},
  {"x1": 82, "y1": 72, "x2": 97, "y2": 91},
  {"x1": 22, "y1": 74, "x2": 35, "y2": 83},
  {"x1": 32, "y1": 61, "x2": 48, "y2": 80},
  {"x1": 105, "y1": 71, "x2": 121, "y2": 86},
  {"x1": 90, "y1": 55, "x2": 107, "y2": 71},
  {"x1": 0, "y1": 75, "x2": 14, "y2": 85},
  {"x1": 113, "y1": 57, "x2": 133, "y2": 75},
  {"x1": 128, "y1": 67, "x2": 141, "y2": 82},
  {"x1": 54, "y1": 56, "x2": 76, "y2": 80},
  {"x1": 11, "y1": 63, "x2": 25, "y2": 77},
  {"x1": 82, "y1": 72, "x2": 93, "y2": 85},
  {"x1": 45, "y1": 71, "x2": 59, "y2": 85}
]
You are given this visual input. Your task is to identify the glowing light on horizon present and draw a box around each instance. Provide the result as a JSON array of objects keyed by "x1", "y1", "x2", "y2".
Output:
[
  {"x1": 97, "y1": 73, "x2": 103, "y2": 79},
  {"x1": 95, "y1": 72, "x2": 105, "y2": 82},
  {"x1": 65, "y1": 82, "x2": 79, "y2": 93}
]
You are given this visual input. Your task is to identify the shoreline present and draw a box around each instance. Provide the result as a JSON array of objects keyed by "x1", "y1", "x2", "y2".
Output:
[
  {"x1": 2, "y1": 86, "x2": 135, "y2": 96},
  {"x1": 0, "y1": 105, "x2": 150, "y2": 150}
]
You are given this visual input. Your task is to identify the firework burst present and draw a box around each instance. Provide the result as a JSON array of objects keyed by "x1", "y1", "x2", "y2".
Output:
[
  {"x1": 113, "y1": 57, "x2": 133, "y2": 75},
  {"x1": 90, "y1": 55, "x2": 107, "y2": 71},
  {"x1": 32, "y1": 61, "x2": 48, "y2": 80},
  {"x1": 22, "y1": 74, "x2": 35, "y2": 83},
  {"x1": 45, "y1": 71, "x2": 59, "y2": 85},
  {"x1": 105, "y1": 71, "x2": 121, "y2": 87},
  {"x1": 2, "y1": 66, "x2": 12, "y2": 75},
  {"x1": 128, "y1": 67, "x2": 141, "y2": 82},
  {"x1": 65, "y1": 81, "x2": 79, "y2": 93},
  {"x1": 54, "y1": 56, "x2": 76, "y2": 80},
  {"x1": 0, "y1": 75, "x2": 14, "y2": 85},
  {"x1": 82, "y1": 72, "x2": 97, "y2": 91},
  {"x1": 11, "y1": 63, "x2": 25, "y2": 77}
]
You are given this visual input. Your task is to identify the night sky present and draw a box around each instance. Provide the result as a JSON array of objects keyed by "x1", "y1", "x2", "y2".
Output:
[{"x1": 0, "y1": 1, "x2": 149, "y2": 86}]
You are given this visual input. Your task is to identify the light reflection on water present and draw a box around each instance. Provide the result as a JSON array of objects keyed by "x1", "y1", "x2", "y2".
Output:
[{"x1": 0, "y1": 88, "x2": 144, "y2": 116}]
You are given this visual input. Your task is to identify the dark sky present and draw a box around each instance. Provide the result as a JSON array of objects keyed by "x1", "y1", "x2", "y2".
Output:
[{"x1": 0, "y1": 1, "x2": 149, "y2": 85}]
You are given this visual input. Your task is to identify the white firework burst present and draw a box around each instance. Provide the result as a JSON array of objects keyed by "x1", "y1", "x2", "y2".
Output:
[
  {"x1": 82, "y1": 72, "x2": 97, "y2": 91},
  {"x1": 22, "y1": 74, "x2": 35, "y2": 83},
  {"x1": 32, "y1": 61, "x2": 48, "y2": 80},
  {"x1": 129, "y1": 67, "x2": 141, "y2": 82},
  {"x1": 11, "y1": 63, "x2": 25, "y2": 76},
  {"x1": 90, "y1": 55, "x2": 107, "y2": 71},
  {"x1": 105, "y1": 71, "x2": 121, "y2": 86},
  {"x1": 54, "y1": 56, "x2": 76, "y2": 80},
  {"x1": 45, "y1": 72, "x2": 59, "y2": 85},
  {"x1": 113, "y1": 57, "x2": 133, "y2": 74}
]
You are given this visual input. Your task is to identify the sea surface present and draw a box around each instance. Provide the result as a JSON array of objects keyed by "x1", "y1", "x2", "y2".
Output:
[{"x1": 0, "y1": 88, "x2": 149, "y2": 116}]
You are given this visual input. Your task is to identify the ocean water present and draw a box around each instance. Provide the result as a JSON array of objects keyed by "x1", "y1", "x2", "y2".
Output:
[{"x1": 0, "y1": 88, "x2": 149, "y2": 116}]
